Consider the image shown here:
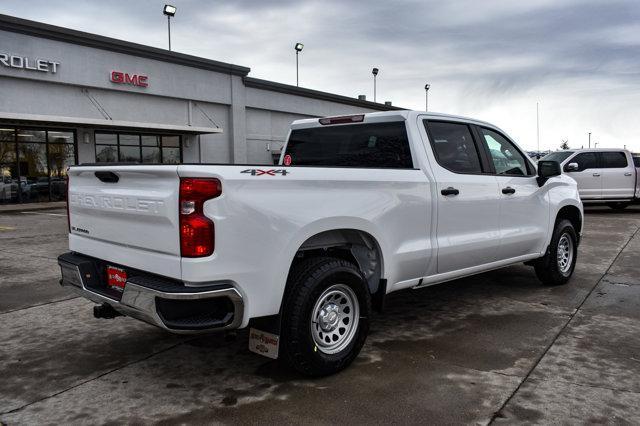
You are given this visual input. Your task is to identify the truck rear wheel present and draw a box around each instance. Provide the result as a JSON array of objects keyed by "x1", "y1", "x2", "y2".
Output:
[
  {"x1": 533, "y1": 219, "x2": 577, "y2": 286},
  {"x1": 280, "y1": 256, "x2": 371, "y2": 376}
]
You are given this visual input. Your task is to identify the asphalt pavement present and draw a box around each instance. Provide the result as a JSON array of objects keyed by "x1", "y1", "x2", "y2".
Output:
[{"x1": 1, "y1": 205, "x2": 639, "y2": 424}]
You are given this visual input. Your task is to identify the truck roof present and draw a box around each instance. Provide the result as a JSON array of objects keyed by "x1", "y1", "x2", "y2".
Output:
[
  {"x1": 290, "y1": 110, "x2": 497, "y2": 130},
  {"x1": 563, "y1": 148, "x2": 631, "y2": 154}
]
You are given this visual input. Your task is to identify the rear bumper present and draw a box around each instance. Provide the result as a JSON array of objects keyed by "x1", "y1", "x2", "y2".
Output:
[{"x1": 57, "y1": 252, "x2": 244, "y2": 334}]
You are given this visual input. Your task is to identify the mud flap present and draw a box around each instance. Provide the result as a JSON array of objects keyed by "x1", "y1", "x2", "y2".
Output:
[
  {"x1": 248, "y1": 314, "x2": 281, "y2": 359},
  {"x1": 249, "y1": 328, "x2": 280, "y2": 359}
]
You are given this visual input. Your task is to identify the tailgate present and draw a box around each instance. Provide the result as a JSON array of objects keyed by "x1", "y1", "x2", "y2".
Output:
[{"x1": 68, "y1": 165, "x2": 180, "y2": 255}]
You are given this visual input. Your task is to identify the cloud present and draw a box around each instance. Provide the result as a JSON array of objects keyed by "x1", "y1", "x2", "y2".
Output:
[{"x1": 1, "y1": 0, "x2": 639, "y2": 150}]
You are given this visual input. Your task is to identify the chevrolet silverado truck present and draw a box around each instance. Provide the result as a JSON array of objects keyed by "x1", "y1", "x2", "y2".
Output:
[
  {"x1": 58, "y1": 111, "x2": 583, "y2": 376},
  {"x1": 543, "y1": 148, "x2": 639, "y2": 210}
]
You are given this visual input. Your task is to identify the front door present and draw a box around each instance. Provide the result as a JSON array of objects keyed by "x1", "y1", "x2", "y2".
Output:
[
  {"x1": 565, "y1": 152, "x2": 602, "y2": 199},
  {"x1": 422, "y1": 120, "x2": 501, "y2": 274}
]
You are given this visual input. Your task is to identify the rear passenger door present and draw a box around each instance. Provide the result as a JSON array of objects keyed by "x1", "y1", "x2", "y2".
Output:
[
  {"x1": 600, "y1": 151, "x2": 635, "y2": 199},
  {"x1": 564, "y1": 152, "x2": 601, "y2": 199},
  {"x1": 422, "y1": 120, "x2": 501, "y2": 274},
  {"x1": 476, "y1": 127, "x2": 549, "y2": 259}
]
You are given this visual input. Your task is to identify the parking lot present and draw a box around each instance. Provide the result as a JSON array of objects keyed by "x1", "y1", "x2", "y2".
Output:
[{"x1": 1, "y1": 206, "x2": 639, "y2": 424}]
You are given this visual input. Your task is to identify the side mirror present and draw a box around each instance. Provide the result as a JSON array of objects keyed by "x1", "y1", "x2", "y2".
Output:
[
  {"x1": 565, "y1": 162, "x2": 579, "y2": 172},
  {"x1": 537, "y1": 160, "x2": 561, "y2": 186}
]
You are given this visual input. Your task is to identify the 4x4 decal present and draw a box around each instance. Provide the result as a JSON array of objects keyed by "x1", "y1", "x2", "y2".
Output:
[{"x1": 241, "y1": 169, "x2": 289, "y2": 176}]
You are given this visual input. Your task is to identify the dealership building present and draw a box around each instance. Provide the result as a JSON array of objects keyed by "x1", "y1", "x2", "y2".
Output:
[{"x1": 0, "y1": 14, "x2": 398, "y2": 204}]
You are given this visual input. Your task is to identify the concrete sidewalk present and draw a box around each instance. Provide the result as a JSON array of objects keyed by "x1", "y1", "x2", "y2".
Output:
[{"x1": 0, "y1": 201, "x2": 66, "y2": 213}]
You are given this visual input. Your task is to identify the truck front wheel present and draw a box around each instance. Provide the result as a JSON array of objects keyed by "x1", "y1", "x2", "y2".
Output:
[
  {"x1": 533, "y1": 219, "x2": 577, "y2": 286},
  {"x1": 607, "y1": 202, "x2": 630, "y2": 210},
  {"x1": 280, "y1": 256, "x2": 371, "y2": 376}
]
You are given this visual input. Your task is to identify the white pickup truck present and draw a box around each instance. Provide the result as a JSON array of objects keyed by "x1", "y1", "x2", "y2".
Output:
[
  {"x1": 542, "y1": 148, "x2": 639, "y2": 210},
  {"x1": 59, "y1": 111, "x2": 583, "y2": 376}
]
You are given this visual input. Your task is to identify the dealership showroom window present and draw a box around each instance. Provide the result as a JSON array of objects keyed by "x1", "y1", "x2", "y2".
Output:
[{"x1": 0, "y1": 127, "x2": 75, "y2": 204}]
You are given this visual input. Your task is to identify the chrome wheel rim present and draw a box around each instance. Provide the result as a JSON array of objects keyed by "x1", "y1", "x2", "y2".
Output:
[
  {"x1": 557, "y1": 233, "x2": 574, "y2": 275},
  {"x1": 311, "y1": 284, "x2": 359, "y2": 355}
]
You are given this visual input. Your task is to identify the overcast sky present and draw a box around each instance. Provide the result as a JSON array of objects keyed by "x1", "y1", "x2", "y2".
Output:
[{"x1": 2, "y1": 0, "x2": 640, "y2": 151}]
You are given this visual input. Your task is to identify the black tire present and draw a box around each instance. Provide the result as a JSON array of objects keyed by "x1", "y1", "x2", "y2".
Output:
[
  {"x1": 607, "y1": 202, "x2": 630, "y2": 210},
  {"x1": 280, "y1": 256, "x2": 371, "y2": 376},
  {"x1": 534, "y1": 219, "x2": 577, "y2": 286}
]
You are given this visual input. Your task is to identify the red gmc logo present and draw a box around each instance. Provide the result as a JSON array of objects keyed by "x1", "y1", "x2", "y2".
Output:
[{"x1": 110, "y1": 71, "x2": 148, "y2": 87}]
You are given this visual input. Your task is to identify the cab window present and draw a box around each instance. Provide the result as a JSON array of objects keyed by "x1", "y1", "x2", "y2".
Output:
[
  {"x1": 601, "y1": 152, "x2": 627, "y2": 168},
  {"x1": 424, "y1": 121, "x2": 482, "y2": 174},
  {"x1": 479, "y1": 128, "x2": 531, "y2": 176}
]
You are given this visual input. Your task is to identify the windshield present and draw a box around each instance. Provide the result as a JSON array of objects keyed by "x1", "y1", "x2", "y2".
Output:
[{"x1": 542, "y1": 151, "x2": 574, "y2": 163}]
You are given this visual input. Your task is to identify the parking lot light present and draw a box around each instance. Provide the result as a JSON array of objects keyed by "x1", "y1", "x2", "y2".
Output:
[
  {"x1": 424, "y1": 83, "x2": 430, "y2": 111},
  {"x1": 163, "y1": 5, "x2": 177, "y2": 51},
  {"x1": 372, "y1": 68, "x2": 379, "y2": 102},
  {"x1": 294, "y1": 43, "x2": 304, "y2": 87}
]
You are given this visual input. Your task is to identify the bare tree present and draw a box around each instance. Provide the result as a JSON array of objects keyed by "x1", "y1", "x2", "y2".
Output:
[{"x1": 560, "y1": 139, "x2": 570, "y2": 150}]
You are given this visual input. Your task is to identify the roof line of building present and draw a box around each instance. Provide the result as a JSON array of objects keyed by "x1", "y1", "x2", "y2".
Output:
[
  {"x1": 0, "y1": 14, "x2": 404, "y2": 111},
  {"x1": 243, "y1": 77, "x2": 404, "y2": 112},
  {"x1": 0, "y1": 13, "x2": 251, "y2": 76}
]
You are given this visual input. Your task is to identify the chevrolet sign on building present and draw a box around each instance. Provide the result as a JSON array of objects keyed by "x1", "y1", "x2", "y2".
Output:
[
  {"x1": 0, "y1": 13, "x2": 399, "y2": 205},
  {"x1": 0, "y1": 53, "x2": 60, "y2": 73}
]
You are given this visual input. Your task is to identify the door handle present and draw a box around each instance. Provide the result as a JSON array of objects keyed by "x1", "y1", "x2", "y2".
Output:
[
  {"x1": 624, "y1": 172, "x2": 633, "y2": 176},
  {"x1": 441, "y1": 187, "x2": 459, "y2": 196},
  {"x1": 592, "y1": 173, "x2": 601, "y2": 177},
  {"x1": 502, "y1": 187, "x2": 516, "y2": 195}
]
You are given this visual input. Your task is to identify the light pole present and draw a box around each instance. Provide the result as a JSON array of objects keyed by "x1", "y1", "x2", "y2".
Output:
[
  {"x1": 372, "y1": 68, "x2": 379, "y2": 102},
  {"x1": 424, "y1": 83, "x2": 430, "y2": 111},
  {"x1": 536, "y1": 101, "x2": 540, "y2": 153},
  {"x1": 163, "y1": 5, "x2": 177, "y2": 51},
  {"x1": 588, "y1": 132, "x2": 591, "y2": 148},
  {"x1": 294, "y1": 43, "x2": 304, "y2": 87}
]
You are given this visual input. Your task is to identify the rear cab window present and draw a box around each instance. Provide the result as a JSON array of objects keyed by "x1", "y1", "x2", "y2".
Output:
[
  {"x1": 601, "y1": 152, "x2": 628, "y2": 168},
  {"x1": 284, "y1": 121, "x2": 413, "y2": 168}
]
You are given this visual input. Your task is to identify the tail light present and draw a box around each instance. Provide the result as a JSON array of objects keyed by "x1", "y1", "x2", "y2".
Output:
[{"x1": 179, "y1": 178, "x2": 221, "y2": 257}]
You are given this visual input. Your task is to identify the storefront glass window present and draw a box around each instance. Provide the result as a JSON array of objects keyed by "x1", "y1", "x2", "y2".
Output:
[
  {"x1": 141, "y1": 135, "x2": 161, "y2": 163},
  {"x1": 0, "y1": 128, "x2": 17, "y2": 203},
  {"x1": 161, "y1": 136, "x2": 181, "y2": 164},
  {"x1": 48, "y1": 137, "x2": 75, "y2": 201},
  {"x1": 18, "y1": 130, "x2": 49, "y2": 203},
  {"x1": 0, "y1": 127, "x2": 76, "y2": 204},
  {"x1": 95, "y1": 132, "x2": 181, "y2": 164}
]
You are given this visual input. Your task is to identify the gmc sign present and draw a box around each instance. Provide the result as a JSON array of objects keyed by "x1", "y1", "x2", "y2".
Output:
[{"x1": 110, "y1": 71, "x2": 148, "y2": 87}]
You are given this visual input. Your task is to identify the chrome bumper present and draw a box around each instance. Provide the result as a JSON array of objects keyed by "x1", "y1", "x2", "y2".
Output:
[{"x1": 58, "y1": 253, "x2": 244, "y2": 334}]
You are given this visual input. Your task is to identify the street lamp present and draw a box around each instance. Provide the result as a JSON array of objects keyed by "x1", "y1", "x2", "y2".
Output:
[
  {"x1": 372, "y1": 68, "x2": 379, "y2": 102},
  {"x1": 294, "y1": 42, "x2": 304, "y2": 87},
  {"x1": 424, "y1": 83, "x2": 430, "y2": 111},
  {"x1": 163, "y1": 4, "x2": 177, "y2": 51}
]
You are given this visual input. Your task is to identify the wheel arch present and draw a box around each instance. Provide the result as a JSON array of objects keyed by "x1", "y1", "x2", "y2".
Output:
[
  {"x1": 271, "y1": 225, "x2": 386, "y2": 319},
  {"x1": 291, "y1": 228, "x2": 385, "y2": 296},
  {"x1": 556, "y1": 204, "x2": 583, "y2": 237}
]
